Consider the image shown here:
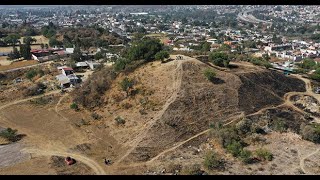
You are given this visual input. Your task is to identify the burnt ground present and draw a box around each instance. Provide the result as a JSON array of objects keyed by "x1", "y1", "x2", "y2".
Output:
[{"x1": 238, "y1": 71, "x2": 306, "y2": 114}]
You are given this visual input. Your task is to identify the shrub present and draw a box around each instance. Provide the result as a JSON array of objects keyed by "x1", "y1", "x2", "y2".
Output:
[
  {"x1": 120, "y1": 77, "x2": 134, "y2": 96},
  {"x1": 271, "y1": 118, "x2": 288, "y2": 133},
  {"x1": 80, "y1": 119, "x2": 89, "y2": 126},
  {"x1": 114, "y1": 58, "x2": 129, "y2": 72},
  {"x1": 30, "y1": 96, "x2": 53, "y2": 105},
  {"x1": 226, "y1": 140, "x2": 244, "y2": 157},
  {"x1": 255, "y1": 148, "x2": 273, "y2": 161},
  {"x1": 70, "y1": 102, "x2": 79, "y2": 111},
  {"x1": 181, "y1": 164, "x2": 204, "y2": 175},
  {"x1": 239, "y1": 149, "x2": 253, "y2": 164},
  {"x1": 236, "y1": 118, "x2": 252, "y2": 135},
  {"x1": 23, "y1": 82, "x2": 46, "y2": 96},
  {"x1": 121, "y1": 102, "x2": 133, "y2": 109},
  {"x1": 73, "y1": 67, "x2": 113, "y2": 109},
  {"x1": 115, "y1": 116, "x2": 126, "y2": 125},
  {"x1": 301, "y1": 124, "x2": 320, "y2": 143},
  {"x1": 203, "y1": 151, "x2": 224, "y2": 170},
  {"x1": 209, "y1": 52, "x2": 230, "y2": 67},
  {"x1": 0, "y1": 128, "x2": 18, "y2": 142},
  {"x1": 91, "y1": 112, "x2": 102, "y2": 120},
  {"x1": 26, "y1": 69, "x2": 37, "y2": 80},
  {"x1": 203, "y1": 68, "x2": 216, "y2": 82}
]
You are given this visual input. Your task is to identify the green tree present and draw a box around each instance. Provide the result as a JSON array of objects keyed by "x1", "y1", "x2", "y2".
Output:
[
  {"x1": 24, "y1": 27, "x2": 37, "y2": 36},
  {"x1": 120, "y1": 77, "x2": 134, "y2": 96},
  {"x1": 126, "y1": 37, "x2": 163, "y2": 62},
  {"x1": 8, "y1": 47, "x2": 20, "y2": 60},
  {"x1": 23, "y1": 36, "x2": 37, "y2": 45},
  {"x1": 155, "y1": 50, "x2": 169, "y2": 62},
  {"x1": 301, "y1": 58, "x2": 317, "y2": 70},
  {"x1": 209, "y1": 52, "x2": 230, "y2": 67},
  {"x1": 4, "y1": 34, "x2": 20, "y2": 46},
  {"x1": 72, "y1": 46, "x2": 82, "y2": 62},
  {"x1": 114, "y1": 58, "x2": 129, "y2": 72},
  {"x1": 20, "y1": 44, "x2": 31, "y2": 60},
  {"x1": 94, "y1": 52, "x2": 104, "y2": 60},
  {"x1": 201, "y1": 42, "x2": 211, "y2": 52},
  {"x1": 49, "y1": 37, "x2": 62, "y2": 47}
]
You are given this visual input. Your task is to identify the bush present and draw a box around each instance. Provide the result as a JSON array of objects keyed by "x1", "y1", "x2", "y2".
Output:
[
  {"x1": 208, "y1": 52, "x2": 230, "y2": 67},
  {"x1": 255, "y1": 148, "x2": 273, "y2": 161},
  {"x1": 181, "y1": 164, "x2": 204, "y2": 175},
  {"x1": 70, "y1": 102, "x2": 79, "y2": 111},
  {"x1": 25, "y1": 69, "x2": 44, "y2": 80},
  {"x1": 0, "y1": 128, "x2": 18, "y2": 142},
  {"x1": 73, "y1": 67, "x2": 113, "y2": 109},
  {"x1": 236, "y1": 118, "x2": 252, "y2": 135},
  {"x1": 271, "y1": 118, "x2": 288, "y2": 133},
  {"x1": 301, "y1": 124, "x2": 320, "y2": 143},
  {"x1": 226, "y1": 140, "x2": 244, "y2": 157},
  {"x1": 203, "y1": 68, "x2": 216, "y2": 82},
  {"x1": 26, "y1": 69, "x2": 38, "y2": 80},
  {"x1": 23, "y1": 82, "x2": 46, "y2": 96},
  {"x1": 91, "y1": 112, "x2": 102, "y2": 120},
  {"x1": 30, "y1": 96, "x2": 53, "y2": 105},
  {"x1": 115, "y1": 116, "x2": 126, "y2": 125},
  {"x1": 239, "y1": 149, "x2": 253, "y2": 164},
  {"x1": 114, "y1": 58, "x2": 129, "y2": 72},
  {"x1": 121, "y1": 102, "x2": 133, "y2": 109},
  {"x1": 120, "y1": 77, "x2": 134, "y2": 96},
  {"x1": 203, "y1": 151, "x2": 224, "y2": 170}
]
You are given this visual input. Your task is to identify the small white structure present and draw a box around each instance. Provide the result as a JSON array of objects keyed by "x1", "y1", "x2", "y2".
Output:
[{"x1": 65, "y1": 48, "x2": 75, "y2": 54}]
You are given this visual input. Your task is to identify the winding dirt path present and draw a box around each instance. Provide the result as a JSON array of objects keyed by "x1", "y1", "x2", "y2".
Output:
[
  {"x1": 0, "y1": 90, "x2": 60, "y2": 111},
  {"x1": 0, "y1": 90, "x2": 107, "y2": 175},
  {"x1": 299, "y1": 148, "x2": 320, "y2": 174},
  {"x1": 54, "y1": 93, "x2": 69, "y2": 122},
  {"x1": 22, "y1": 148, "x2": 106, "y2": 175}
]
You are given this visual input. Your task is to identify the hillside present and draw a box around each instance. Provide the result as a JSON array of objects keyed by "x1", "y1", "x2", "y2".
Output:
[
  {"x1": 0, "y1": 55, "x2": 314, "y2": 175},
  {"x1": 96, "y1": 56, "x2": 306, "y2": 169}
]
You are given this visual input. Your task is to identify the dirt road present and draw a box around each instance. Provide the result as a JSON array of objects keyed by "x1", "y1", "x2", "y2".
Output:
[
  {"x1": 0, "y1": 90, "x2": 106, "y2": 175},
  {"x1": 0, "y1": 90, "x2": 60, "y2": 110},
  {"x1": 22, "y1": 148, "x2": 106, "y2": 175}
]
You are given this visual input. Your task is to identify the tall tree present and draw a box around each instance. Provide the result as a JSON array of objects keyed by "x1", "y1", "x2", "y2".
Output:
[{"x1": 72, "y1": 46, "x2": 82, "y2": 62}]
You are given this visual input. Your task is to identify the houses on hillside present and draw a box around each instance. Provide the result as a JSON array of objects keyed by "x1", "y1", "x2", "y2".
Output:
[{"x1": 56, "y1": 66, "x2": 80, "y2": 88}]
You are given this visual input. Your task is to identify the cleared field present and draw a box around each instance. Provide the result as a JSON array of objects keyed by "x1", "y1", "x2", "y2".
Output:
[
  {"x1": 20, "y1": 35, "x2": 49, "y2": 45},
  {"x1": 0, "y1": 60, "x2": 38, "y2": 71},
  {"x1": 0, "y1": 45, "x2": 43, "y2": 54}
]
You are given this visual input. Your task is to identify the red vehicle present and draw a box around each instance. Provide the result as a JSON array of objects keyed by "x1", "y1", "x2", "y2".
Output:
[{"x1": 65, "y1": 156, "x2": 76, "y2": 165}]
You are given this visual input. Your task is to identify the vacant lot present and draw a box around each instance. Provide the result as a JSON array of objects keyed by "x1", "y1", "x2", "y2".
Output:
[
  {"x1": 0, "y1": 60, "x2": 38, "y2": 71},
  {"x1": 20, "y1": 35, "x2": 49, "y2": 45},
  {"x1": 0, "y1": 45, "x2": 43, "y2": 54}
]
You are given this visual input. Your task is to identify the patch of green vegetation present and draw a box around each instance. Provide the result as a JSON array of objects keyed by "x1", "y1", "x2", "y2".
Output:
[
  {"x1": 203, "y1": 151, "x2": 225, "y2": 170},
  {"x1": 255, "y1": 148, "x2": 273, "y2": 161},
  {"x1": 70, "y1": 102, "x2": 79, "y2": 111},
  {"x1": 203, "y1": 68, "x2": 216, "y2": 82},
  {"x1": 115, "y1": 116, "x2": 126, "y2": 125},
  {"x1": 0, "y1": 128, "x2": 18, "y2": 142},
  {"x1": 301, "y1": 124, "x2": 320, "y2": 143},
  {"x1": 271, "y1": 118, "x2": 288, "y2": 133}
]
